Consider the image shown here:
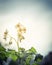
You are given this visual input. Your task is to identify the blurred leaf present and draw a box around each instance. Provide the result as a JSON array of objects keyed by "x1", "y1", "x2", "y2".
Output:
[
  {"x1": 0, "y1": 44, "x2": 6, "y2": 51},
  {"x1": 28, "y1": 47, "x2": 37, "y2": 54},
  {"x1": 19, "y1": 53, "x2": 24, "y2": 58},
  {"x1": 25, "y1": 55, "x2": 32, "y2": 65},
  {"x1": 6, "y1": 49, "x2": 18, "y2": 61},
  {"x1": 34, "y1": 54, "x2": 43, "y2": 62},
  {"x1": 36, "y1": 58, "x2": 42, "y2": 62},
  {"x1": 7, "y1": 49, "x2": 16, "y2": 54},
  {"x1": 32, "y1": 62, "x2": 39, "y2": 65},
  {"x1": 19, "y1": 47, "x2": 25, "y2": 52},
  {"x1": 0, "y1": 50, "x2": 6, "y2": 60},
  {"x1": 9, "y1": 54, "x2": 18, "y2": 61}
]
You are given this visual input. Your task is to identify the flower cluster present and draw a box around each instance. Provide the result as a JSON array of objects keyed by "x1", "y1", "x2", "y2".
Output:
[{"x1": 15, "y1": 23, "x2": 26, "y2": 42}]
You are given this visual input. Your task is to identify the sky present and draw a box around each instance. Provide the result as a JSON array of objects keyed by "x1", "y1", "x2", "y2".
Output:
[{"x1": 0, "y1": 0, "x2": 52, "y2": 56}]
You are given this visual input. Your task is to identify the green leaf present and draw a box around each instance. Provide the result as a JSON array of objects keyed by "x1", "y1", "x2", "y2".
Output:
[
  {"x1": 28, "y1": 47, "x2": 37, "y2": 54},
  {"x1": 9, "y1": 54, "x2": 18, "y2": 61},
  {"x1": 0, "y1": 44, "x2": 6, "y2": 51},
  {"x1": 0, "y1": 51, "x2": 6, "y2": 60},
  {"x1": 8, "y1": 49, "x2": 16, "y2": 54},
  {"x1": 25, "y1": 57, "x2": 30, "y2": 65},
  {"x1": 36, "y1": 58, "x2": 42, "y2": 62},
  {"x1": 32, "y1": 62, "x2": 39, "y2": 65},
  {"x1": 25, "y1": 55, "x2": 32, "y2": 65},
  {"x1": 19, "y1": 47, "x2": 25, "y2": 52}
]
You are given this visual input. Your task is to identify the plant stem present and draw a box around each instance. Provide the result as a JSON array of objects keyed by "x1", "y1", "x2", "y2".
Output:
[{"x1": 8, "y1": 34, "x2": 19, "y2": 52}]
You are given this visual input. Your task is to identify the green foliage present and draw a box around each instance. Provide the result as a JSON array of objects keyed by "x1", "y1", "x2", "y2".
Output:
[
  {"x1": 0, "y1": 51, "x2": 6, "y2": 60},
  {"x1": 0, "y1": 44, "x2": 6, "y2": 51},
  {"x1": 0, "y1": 44, "x2": 6, "y2": 60},
  {"x1": 9, "y1": 54, "x2": 18, "y2": 61},
  {"x1": 0, "y1": 43, "x2": 43, "y2": 65},
  {"x1": 28, "y1": 47, "x2": 37, "y2": 54},
  {"x1": 36, "y1": 58, "x2": 42, "y2": 62},
  {"x1": 19, "y1": 47, "x2": 25, "y2": 52},
  {"x1": 25, "y1": 55, "x2": 33, "y2": 65},
  {"x1": 32, "y1": 62, "x2": 39, "y2": 65},
  {"x1": 7, "y1": 50, "x2": 18, "y2": 61}
]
